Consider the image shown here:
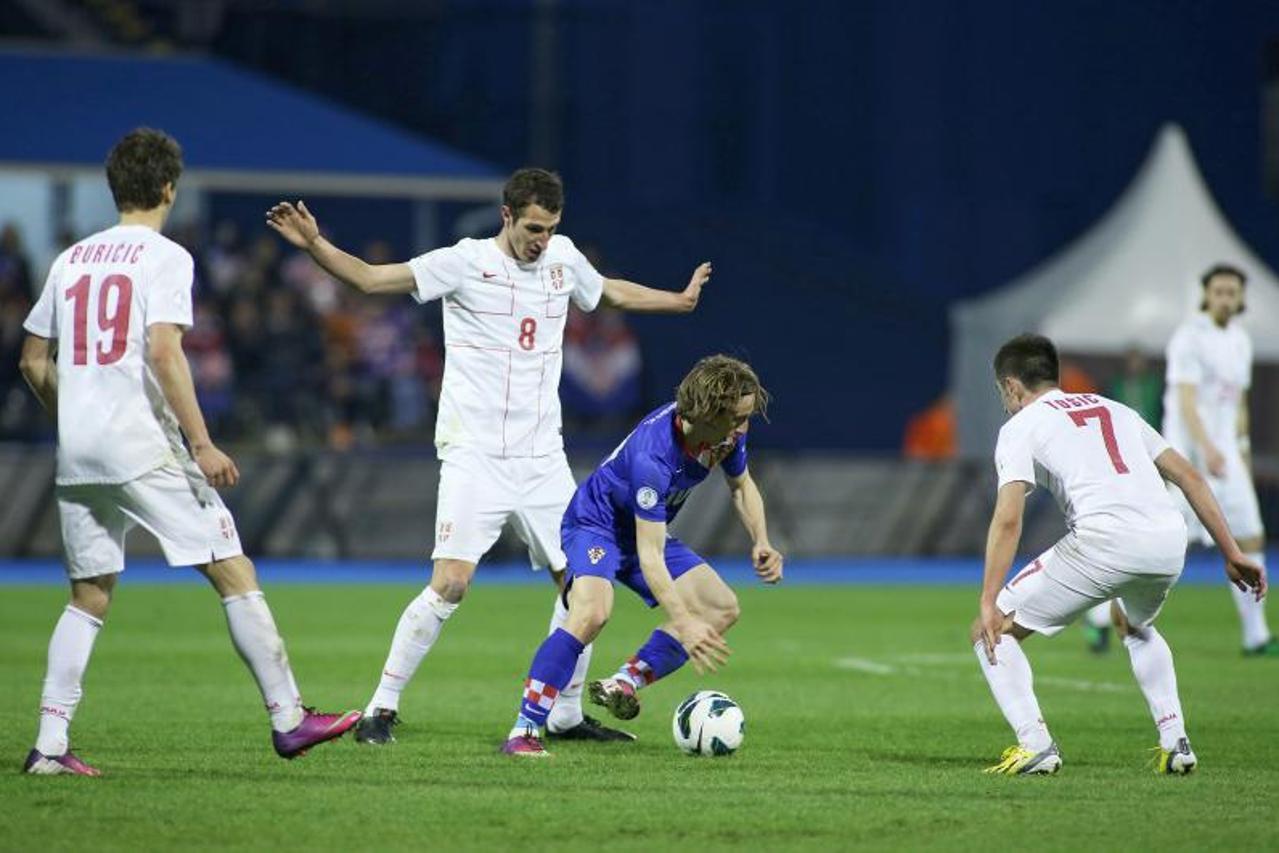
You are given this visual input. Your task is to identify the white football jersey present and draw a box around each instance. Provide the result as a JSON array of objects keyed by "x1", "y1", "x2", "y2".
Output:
[
  {"x1": 24, "y1": 224, "x2": 194, "y2": 485},
  {"x1": 995, "y1": 389, "x2": 1186, "y2": 571},
  {"x1": 1162, "y1": 313, "x2": 1251, "y2": 459},
  {"x1": 408, "y1": 234, "x2": 604, "y2": 457}
]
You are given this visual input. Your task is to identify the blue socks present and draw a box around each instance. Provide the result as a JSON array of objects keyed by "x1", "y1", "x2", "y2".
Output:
[
  {"x1": 616, "y1": 629, "x2": 689, "y2": 689},
  {"x1": 515, "y1": 628, "x2": 586, "y2": 730}
]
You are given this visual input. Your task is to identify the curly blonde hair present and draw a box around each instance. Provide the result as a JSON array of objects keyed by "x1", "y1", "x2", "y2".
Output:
[{"x1": 675, "y1": 355, "x2": 770, "y2": 424}]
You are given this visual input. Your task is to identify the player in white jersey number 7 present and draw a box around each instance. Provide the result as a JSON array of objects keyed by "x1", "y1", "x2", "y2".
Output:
[
  {"x1": 267, "y1": 169, "x2": 711, "y2": 744},
  {"x1": 973, "y1": 334, "x2": 1265, "y2": 776},
  {"x1": 19, "y1": 129, "x2": 361, "y2": 777}
]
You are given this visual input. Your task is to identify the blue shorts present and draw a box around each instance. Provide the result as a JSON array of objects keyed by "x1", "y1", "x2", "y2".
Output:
[{"x1": 563, "y1": 526, "x2": 708, "y2": 608}]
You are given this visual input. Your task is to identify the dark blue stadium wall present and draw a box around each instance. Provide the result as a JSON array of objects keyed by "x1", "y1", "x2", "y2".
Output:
[{"x1": 209, "y1": 0, "x2": 1279, "y2": 450}]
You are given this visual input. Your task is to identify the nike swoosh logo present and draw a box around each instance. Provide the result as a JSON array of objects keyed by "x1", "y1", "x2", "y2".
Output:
[{"x1": 482, "y1": 272, "x2": 498, "y2": 279}]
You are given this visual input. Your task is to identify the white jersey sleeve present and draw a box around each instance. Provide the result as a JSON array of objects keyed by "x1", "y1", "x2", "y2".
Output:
[
  {"x1": 408, "y1": 245, "x2": 465, "y2": 304},
  {"x1": 994, "y1": 420, "x2": 1036, "y2": 492},
  {"x1": 1165, "y1": 325, "x2": 1200, "y2": 386},
  {"x1": 144, "y1": 245, "x2": 194, "y2": 328},
  {"x1": 1138, "y1": 417, "x2": 1172, "y2": 460},
  {"x1": 23, "y1": 253, "x2": 65, "y2": 339},
  {"x1": 561, "y1": 237, "x2": 605, "y2": 312}
]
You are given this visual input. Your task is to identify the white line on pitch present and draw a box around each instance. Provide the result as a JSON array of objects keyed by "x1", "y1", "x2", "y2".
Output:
[{"x1": 832, "y1": 657, "x2": 899, "y2": 675}]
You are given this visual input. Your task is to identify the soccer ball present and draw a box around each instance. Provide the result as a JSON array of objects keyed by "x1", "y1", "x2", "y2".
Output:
[{"x1": 672, "y1": 690, "x2": 744, "y2": 756}]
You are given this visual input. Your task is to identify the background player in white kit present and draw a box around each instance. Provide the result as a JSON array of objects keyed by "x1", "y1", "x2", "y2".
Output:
[
  {"x1": 973, "y1": 334, "x2": 1264, "y2": 775},
  {"x1": 266, "y1": 169, "x2": 709, "y2": 744},
  {"x1": 1161, "y1": 264, "x2": 1275, "y2": 655},
  {"x1": 19, "y1": 128, "x2": 360, "y2": 776}
]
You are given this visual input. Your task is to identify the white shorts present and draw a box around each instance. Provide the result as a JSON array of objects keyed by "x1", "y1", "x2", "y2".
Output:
[
  {"x1": 431, "y1": 445, "x2": 576, "y2": 570},
  {"x1": 57, "y1": 462, "x2": 243, "y2": 580},
  {"x1": 996, "y1": 534, "x2": 1181, "y2": 637},
  {"x1": 1173, "y1": 452, "x2": 1264, "y2": 544}
]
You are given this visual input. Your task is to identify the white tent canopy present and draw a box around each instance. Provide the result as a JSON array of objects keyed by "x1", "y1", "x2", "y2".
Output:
[{"x1": 950, "y1": 123, "x2": 1279, "y2": 456}]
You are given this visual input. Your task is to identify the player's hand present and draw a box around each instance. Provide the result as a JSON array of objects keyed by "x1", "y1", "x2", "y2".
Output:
[
  {"x1": 193, "y1": 443, "x2": 240, "y2": 489},
  {"x1": 752, "y1": 542, "x2": 784, "y2": 584},
  {"x1": 672, "y1": 616, "x2": 731, "y2": 673},
  {"x1": 1225, "y1": 553, "x2": 1267, "y2": 602},
  {"x1": 1204, "y1": 444, "x2": 1227, "y2": 478},
  {"x1": 266, "y1": 201, "x2": 321, "y2": 250},
  {"x1": 978, "y1": 601, "x2": 1005, "y2": 665},
  {"x1": 679, "y1": 261, "x2": 712, "y2": 313}
]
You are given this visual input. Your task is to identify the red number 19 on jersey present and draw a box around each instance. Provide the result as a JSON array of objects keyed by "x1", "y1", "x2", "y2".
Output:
[{"x1": 65, "y1": 274, "x2": 133, "y2": 366}]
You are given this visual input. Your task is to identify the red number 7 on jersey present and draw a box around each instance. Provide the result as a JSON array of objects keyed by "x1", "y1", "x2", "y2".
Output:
[{"x1": 1068, "y1": 406, "x2": 1129, "y2": 474}]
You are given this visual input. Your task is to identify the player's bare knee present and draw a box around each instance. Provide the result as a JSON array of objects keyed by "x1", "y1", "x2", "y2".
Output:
[
  {"x1": 713, "y1": 593, "x2": 741, "y2": 633},
  {"x1": 566, "y1": 604, "x2": 608, "y2": 642},
  {"x1": 430, "y1": 560, "x2": 475, "y2": 603},
  {"x1": 431, "y1": 574, "x2": 471, "y2": 603},
  {"x1": 70, "y1": 574, "x2": 117, "y2": 620},
  {"x1": 201, "y1": 554, "x2": 260, "y2": 598}
]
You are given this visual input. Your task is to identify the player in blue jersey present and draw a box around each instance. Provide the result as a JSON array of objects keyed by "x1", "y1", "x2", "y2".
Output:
[{"x1": 500, "y1": 355, "x2": 783, "y2": 756}]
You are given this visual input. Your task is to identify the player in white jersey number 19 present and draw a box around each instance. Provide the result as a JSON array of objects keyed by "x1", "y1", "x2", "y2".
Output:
[
  {"x1": 19, "y1": 129, "x2": 361, "y2": 777},
  {"x1": 972, "y1": 334, "x2": 1264, "y2": 776},
  {"x1": 267, "y1": 168, "x2": 711, "y2": 745}
]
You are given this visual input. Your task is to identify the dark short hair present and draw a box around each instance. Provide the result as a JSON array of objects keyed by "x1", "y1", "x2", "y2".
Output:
[
  {"x1": 105, "y1": 128, "x2": 183, "y2": 212},
  {"x1": 993, "y1": 333, "x2": 1059, "y2": 388},
  {"x1": 503, "y1": 168, "x2": 563, "y2": 219},
  {"x1": 1199, "y1": 263, "x2": 1247, "y2": 313}
]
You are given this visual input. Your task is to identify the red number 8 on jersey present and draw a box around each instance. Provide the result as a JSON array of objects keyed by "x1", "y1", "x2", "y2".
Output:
[{"x1": 518, "y1": 317, "x2": 537, "y2": 351}]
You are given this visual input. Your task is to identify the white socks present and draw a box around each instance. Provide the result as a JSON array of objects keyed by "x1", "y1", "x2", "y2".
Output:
[
  {"x1": 222, "y1": 591, "x2": 304, "y2": 733},
  {"x1": 366, "y1": 586, "x2": 457, "y2": 715},
  {"x1": 1084, "y1": 601, "x2": 1112, "y2": 629},
  {"x1": 546, "y1": 594, "x2": 592, "y2": 733},
  {"x1": 974, "y1": 638, "x2": 1052, "y2": 752},
  {"x1": 35, "y1": 605, "x2": 102, "y2": 756},
  {"x1": 1231, "y1": 552, "x2": 1271, "y2": 649},
  {"x1": 1123, "y1": 627, "x2": 1187, "y2": 750}
]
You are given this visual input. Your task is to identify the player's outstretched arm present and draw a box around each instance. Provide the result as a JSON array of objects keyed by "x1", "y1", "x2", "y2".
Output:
[
  {"x1": 266, "y1": 201, "x2": 415, "y2": 296},
  {"x1": 977, "y1": 483, "x2": 1026, "y2": 664},
  {"x1": 148, "y1": 323, "x2": 239, "y2": 488},
  {"x1": 599, "y1": 262, "x2": 711, "y2": 314},
  {"x1": 1155, "y1": 448, "x2": 1266, "y2": 599},
  {"x1": 635, "y1": 517, "x2": 730, "y2": 672},
  {"x1": 1176, "y1": 383, "x2": 1225, "y2": 477},
  {"x1": 1238, "y1": 391, "x2": 1252, "y2": 471},
  {"x1": 18, "y1": 334, "x2": 57, "y2": 414},
  {"x1": 726, "y1": 470, "x2": 783, "y2": 583}
]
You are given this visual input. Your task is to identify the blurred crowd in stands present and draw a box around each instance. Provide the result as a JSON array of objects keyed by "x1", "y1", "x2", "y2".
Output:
[
  {"x1": 902, "y1": 350, "x2": 1163, "y2": 461},
  {"x1": 0, "y1": 221, "x2": 643, "y2": 449}
]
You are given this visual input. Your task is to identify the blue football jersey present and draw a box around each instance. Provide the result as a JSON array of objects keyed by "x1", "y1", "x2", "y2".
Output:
[{"x1": 563, "y1": 402, "x2": 749, "y2": 545}]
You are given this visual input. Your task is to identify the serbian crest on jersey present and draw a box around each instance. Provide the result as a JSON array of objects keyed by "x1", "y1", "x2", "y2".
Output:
[{"x1": 548, "y1": 264, "x2": 565, "y2": 290}]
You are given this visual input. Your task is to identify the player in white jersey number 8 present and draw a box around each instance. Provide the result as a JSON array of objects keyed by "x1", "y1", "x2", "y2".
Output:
[
  {"x1": 973, "y1": 334, "x2": 1264, "y2": 776},
  {"x1": 267, "y1": 169, "x2": 711, "y2": 744}
]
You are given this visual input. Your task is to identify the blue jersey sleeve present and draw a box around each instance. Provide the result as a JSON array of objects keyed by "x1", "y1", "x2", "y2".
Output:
[
  {"x1": 720, "y1": 434, "x2": 748, "y2": 478},
  {"x1": 627, "y1": 452, "x2": 675, "y2": 523}
]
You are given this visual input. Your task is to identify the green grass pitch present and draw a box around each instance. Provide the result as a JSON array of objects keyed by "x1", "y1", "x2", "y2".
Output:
[{"x1": 1, "y1": 581, "x2": 1276, "y2": 850}]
